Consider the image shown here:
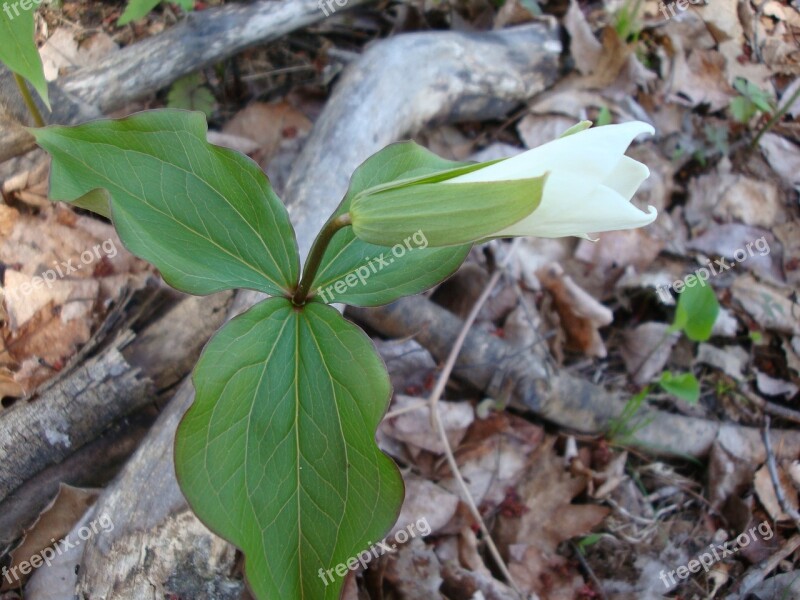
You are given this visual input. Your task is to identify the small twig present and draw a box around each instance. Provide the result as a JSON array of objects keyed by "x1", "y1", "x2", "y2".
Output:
[
  {"x1": 426, "y1": 239, "x2": 523, "y2": 598},
  {"x1": 762, "y1": 416, "x2": 800, "y2": 534},
  {"x1": 751, "y1": 82, "x2": 800, "y2": 149},
  {"x1": 12, "y1": 73, "x2": 45, "y2": 128},
  {"x1": 384, "y1": 399, "x2": 429, "y2": 420},
  {"x1": 742, "y1": 385, "x2": 800, "y2": 426},
  {"x1": 728, "y1": 533, "x2": 800, "y2": 599},
  {"x1": 570, "y1": 541, "x2": 609, "y2": 600}
]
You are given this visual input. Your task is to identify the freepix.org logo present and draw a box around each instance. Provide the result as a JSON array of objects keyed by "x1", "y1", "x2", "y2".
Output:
[
  {"x1": 2, "y1": 0, "x2": 45, "y2": 21},
  {"x1": 2, "y1": 513, "x2": 115, "y2": 586}
]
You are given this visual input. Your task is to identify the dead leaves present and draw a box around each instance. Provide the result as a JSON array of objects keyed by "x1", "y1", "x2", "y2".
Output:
[
  {"x1": 2, "y1": 484, "x2": 99, "y2": 590},
  {"x1": 495, "y1": 439, "x2": 610, "y2": 599},
  {"x1": 0, "y1": 201, "x2": 149, "y2": 401}
]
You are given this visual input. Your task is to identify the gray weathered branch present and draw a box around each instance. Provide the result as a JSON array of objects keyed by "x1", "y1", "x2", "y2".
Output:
[{"x1": 350, "y1": 295, "x2": 800, "y2": 461}]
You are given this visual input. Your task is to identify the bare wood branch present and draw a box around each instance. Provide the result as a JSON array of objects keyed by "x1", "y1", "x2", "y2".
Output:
[{"x1": 349, "y1": 295, "x2": 800, "y2": 461}]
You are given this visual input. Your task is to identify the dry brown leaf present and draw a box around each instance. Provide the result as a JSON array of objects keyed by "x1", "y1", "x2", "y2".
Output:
[
  {"x1": 760, "y1": 133, "x2": 800, "y2": 190},
  {"x1": 39, "y1": 28, "x2": 118, "y2": 80},
  {"x1": 383, "y1": 538, "x2": 443, "y2": 599},
  {"x1": 731, "y1": 276, "x2": 800, "y2": 335},
  {"x1": 696, "y1": 1, "x2": 774, "y2": 86},
  {"x1": 0, "y1": 367, "x2": 23, "y2": 400},
  {"x1": 575, "y1": 228, "x2": 664, "y2": 274},
  {"x1": 668, "y1": 49, "x2": 734, "y2": 110},
  {"x1": 516, "y1": 114, "x2": 576, "y2": 149},
  {"x1": 390, "y1": 477, "x2": 459, "y2": 540},
  {"x1": 2, "y1": 484, "x2": 99, "y2": 590},
  {"x1": 708, "y1": 436, "x2": 759, "y2": 508},
  {"x1": 686, "y1": 224, "x2": 784, "y2": 284},
  {"x1": 564, "y1": 0, "x2": 602, "y2": 75},
  {"x1": 222, "y1": 101, "x2": 312, "y2": 167},
  {"x1": 755, "y1": 370, "x2": 799, "y2": 398},
  {"x1": 0, "y1": 205, "x2": 148, "y2": 391},
  {"x1": 537, "y1": 263, "x2": 614, "y2": 358},
  {"x1": 382, "y1": 395, "x2": 474, "y2": 456},
  {"x1": 697, "y1": 343, "x2": 749, "y2": 381},
  {"x1": 495, "y1": 438, "x2": 610, "y2": 599},
  {"x1": 0, "y1": 204, "x2": 18, "y2": 237},
  {"x1": 440, "y1": 412, "x2": 544, "y2": 508},
  {"x1": 686, "y1": 169, "x2": 787, "y2": 230},
  {"x1": 621, "y1": 322, "x2": 680, "y2": 385},
  {"x1": 754, "y1": 463, "x2": 799, "y2": 522}
]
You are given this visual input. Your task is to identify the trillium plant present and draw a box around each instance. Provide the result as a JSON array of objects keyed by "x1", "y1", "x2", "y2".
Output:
[
  {"x1": 28, "y1": 113, "x2": 656, "y2": 599},
  {"x1": 1, "y1": 12, "x2": 657, "y2": 600}
]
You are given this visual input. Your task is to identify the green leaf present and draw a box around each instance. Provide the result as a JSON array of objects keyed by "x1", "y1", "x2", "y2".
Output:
[
  {"x1": 659, "y1": 371, "x2": 700, "y2": 404},
  {"x1": 119, "y1": 0, "x2": 195, "y2": 25},
  {"x1": 310, "y1": 142, "x2": 473, "y2": 306},
  {"x1": 729, "y1": 96, "x2": 756, "y2": 123},
  {"x1": 118, "y1": 0, "x2": 162, "y2": 24},
  {"x1": 175, "y1": 297, "x2": 404, "y2": 600},
  {"x1": 167, "y1": 73, "x2": 215, "y2": 118},
  {"x1": 0, "y1": 1, "x2": 50, "y2": 109},
  {"x1": 33, "y1": 110, "x2": 299, "y2": 296},
  {"x1": 732, "y1": 77, "x2": 774, "y2": 114},
  {"x1": 595, "y1": 106, "x2": 612, "y2": 127},
  {"x1": 668, "y1": 283, "x2": 719, "y2": 342}
]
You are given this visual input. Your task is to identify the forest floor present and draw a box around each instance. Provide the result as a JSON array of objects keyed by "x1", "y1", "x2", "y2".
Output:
[{"x1": 1, "y1": 0, "x2": 799, "y2": 598}]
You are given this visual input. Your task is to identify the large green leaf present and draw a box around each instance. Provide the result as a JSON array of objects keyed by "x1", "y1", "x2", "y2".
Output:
[
  {"x1": 0, "y1": 1, "x2": 49, "y2": 108},
  {"x1": 34, "y1": 110, "x2": 299, "y2": 296},
  {"x1": 175, "y1": 297, "x2": 403, "y2": 599},
  {"x1": 310, "y1": 142, "x2": 474, "y2": 306}
]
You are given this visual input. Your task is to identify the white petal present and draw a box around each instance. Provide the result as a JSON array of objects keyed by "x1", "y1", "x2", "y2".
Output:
[
  {"x1": 604, "y1": 156, "x2": 650, "y2": 201},
  {"x1": 495, "y1": 184, "x2": 658, "y2": 238},
  {"x1": 447, "y1": 121, "x2": 655, "y2": 204}
]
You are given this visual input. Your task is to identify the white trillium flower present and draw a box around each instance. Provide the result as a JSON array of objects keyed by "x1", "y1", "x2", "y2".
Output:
[
  {"x1": 444, "y1": 120, "x2": 657, "y2": 240},
  {"x1": 348, "y1": 121, "x2": 657, "y2": 248}
]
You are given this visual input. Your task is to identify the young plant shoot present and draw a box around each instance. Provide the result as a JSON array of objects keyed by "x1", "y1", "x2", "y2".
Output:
[{"x1": 31, "y1": 111, "x2": 656, "y2": 599}]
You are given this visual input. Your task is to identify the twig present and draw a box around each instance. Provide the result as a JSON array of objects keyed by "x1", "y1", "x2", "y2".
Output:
[
  {"x1": 762, "y1": 416, "x2": 800, "y2": 533},
  {"x1": 426, "y1": 239, "x2": 523, "y2": 598},
  {"x1": 727, "y1": 533, "x2": 800, "y2": 599},
  {"x1": 752, "y1": 82, "x2": 800, "y2": 149},
  {"x1": 570, "y1": 541, "x2": 609, "y2": 600},
  {"x1": 742, "y1": 385, "x2": 800, "y2": 426}
]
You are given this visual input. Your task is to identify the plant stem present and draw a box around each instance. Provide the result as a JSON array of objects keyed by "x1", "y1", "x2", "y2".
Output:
[
  {"x1": 751, "y1": 84, "x2": 800, "y2": 149},
  {"x1": 13, "y1": 73, "x2": 45, "y2": 128},
  {"x1": 292, "y1": 213, "x2": 352, "y2": 305}
]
